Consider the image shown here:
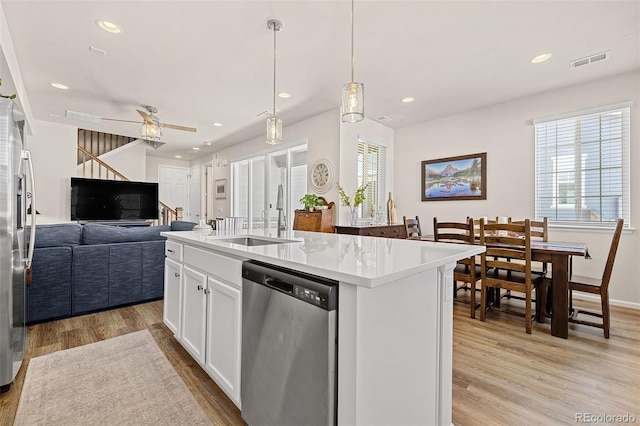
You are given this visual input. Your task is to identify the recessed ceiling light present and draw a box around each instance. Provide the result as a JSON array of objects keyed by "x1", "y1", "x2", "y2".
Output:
[
  {"x1": 213, "y1": 122, "x2": 223, "y2": 127},
  {"x1": 175, "y1": 155, "x2": 182, "y2": 159},
  {"x1": 96, "y1": 20, "x2": 122, "y2": 34},
  {"x1": 50, "y1": 82, "x2": 69, "y2": 90},
  {"x1": 530, "y1": 53, "x2": 552, "y2": 64},
  {"x1": 192, "y1": 147, "x2": 200, "y2": 151},
  {"x1": 278, "y1": 92, "x2": 291, "y2": 99},
  {"x1": 401, "y1": 97, "x2": 415, "y2": 103},
  {"x1": 204, "y1": 142, "x2": 213, "y2": 146}
]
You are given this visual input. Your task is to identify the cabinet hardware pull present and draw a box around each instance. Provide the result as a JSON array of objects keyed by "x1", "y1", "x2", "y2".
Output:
[
  {"x1": 197, "y1": 285, "x2": 204, "y2": 291},
  {"x1": 167, "y1": 249, "x2": 175, "y2": 253},
  {"x1": 204, "y1": 289, "x2": 211, "y2": 295},
  {"x1": 175, "y1": 273, "x2": 180, "y2": 277}
]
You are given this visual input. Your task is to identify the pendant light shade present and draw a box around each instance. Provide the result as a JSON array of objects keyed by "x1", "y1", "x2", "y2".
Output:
[
  {"x1": 341, "y1": 0, "x2": 364, "y2": 123},
  {"x1": 266, "y1": 19, "x2": 283, "y2": 145},
  {"x1": 266, "y1": 115, "x2": 282, "y2": 145},
  {"x1": 141, "y1": 121, "x2": 160, "y2": 140}
]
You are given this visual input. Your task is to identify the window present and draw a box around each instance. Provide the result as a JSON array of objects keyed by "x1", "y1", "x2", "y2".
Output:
[
  {"x1": 534, "y1": 105, "x2": 630, "y2": 228},
  {"x1": 231, "y1": 145, "x2": 307, "y2": 230},
  {"x1": 357, "y1": 140, "x2": 386, "y2": 222}
]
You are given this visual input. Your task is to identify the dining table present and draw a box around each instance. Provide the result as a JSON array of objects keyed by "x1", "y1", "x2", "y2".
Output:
[
  {"x1": 416, "y1": 235, "x2": 590, "y2": 339},
  {"x1": 530, "y1": 240, "x2": 590, "y2": 338}
]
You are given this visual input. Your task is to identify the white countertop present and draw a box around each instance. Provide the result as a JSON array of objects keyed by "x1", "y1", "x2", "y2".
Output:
[{"x1": 162, "y1": 229, "x2": 485, "y2": 288}]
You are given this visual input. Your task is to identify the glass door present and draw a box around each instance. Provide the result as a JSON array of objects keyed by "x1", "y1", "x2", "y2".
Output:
[{"x1": 231, "y1": 144, "x2": 307, "y2": 232}]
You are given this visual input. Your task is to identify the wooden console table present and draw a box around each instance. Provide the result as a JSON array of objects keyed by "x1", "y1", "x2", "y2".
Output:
[{"x1": 335, "y1": 224, "x2": 407, "y2": 239}]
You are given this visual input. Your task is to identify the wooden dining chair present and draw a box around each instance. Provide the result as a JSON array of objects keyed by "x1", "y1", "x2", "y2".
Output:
[
  {"x1": 403, "y1": 216, "x2": 422, "y2": 239},
  {"x1": 479, "y1": 219, "x2": 544, "y2": 334},
  {"x1": 511, "y1": 217, "x2": 548, "y2": 275},
  {"x1": 566, "y1": 218, "x2": 623, "y2": 338},
  {"x1": 434, "y1": 217, "x2": 481, "y2": 318}
]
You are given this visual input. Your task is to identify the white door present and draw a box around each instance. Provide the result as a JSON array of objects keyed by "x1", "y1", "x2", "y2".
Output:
[
  {"x1": 159, "y1": 165, "x2": 189, "y2": 217},
  {"x1": 205, "y1": 276, "x2": 242, "y2": 406},
  {"x1": 188, "y1": 164, "x2": 201, "y2": 223},
  {"x1": 179, "y1": 266, "x2": 208, "y2": 365},
  {"x1": 163, "y1": 258, "x2": 182, "y2": 337}
]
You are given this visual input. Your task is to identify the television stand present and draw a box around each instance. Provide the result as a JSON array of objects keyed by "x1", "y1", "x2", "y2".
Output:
[{"x1": 78, "y1": 220, "x2": 153, "y2": 227}]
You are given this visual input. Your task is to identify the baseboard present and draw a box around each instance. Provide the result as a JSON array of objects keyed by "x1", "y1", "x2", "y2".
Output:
[{"x1": 572, "y1": 293, "x2": 640, "y2": 310}]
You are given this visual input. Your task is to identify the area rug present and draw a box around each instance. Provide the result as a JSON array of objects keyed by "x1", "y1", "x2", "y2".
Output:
[{"x1": 14, "y1": 330, "x2": 212, "y2": 425}]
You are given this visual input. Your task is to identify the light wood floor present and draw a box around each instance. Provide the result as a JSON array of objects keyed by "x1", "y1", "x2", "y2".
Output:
[{"x1": 1, "y1": 299, "x2": 638, "y2": 425}]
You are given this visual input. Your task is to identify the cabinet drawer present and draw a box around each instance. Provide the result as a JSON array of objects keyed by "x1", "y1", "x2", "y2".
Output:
[
  {"x1": 183, "y1": 245, "x2": 243, "y2": 288},
  {"x1": 165, "y1": 240, "x2": 183, "y2": 261}
]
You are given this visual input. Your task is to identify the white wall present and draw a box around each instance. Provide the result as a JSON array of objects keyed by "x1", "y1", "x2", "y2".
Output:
[
  {"x1": 80, "y1": 139, "x2": 148, "y2": 182},
  {"x1": 28, "y1": 120, "x2": 78, "y2": 223},
  {"x1": 193, "y1": 108, "x2": 342, "y2": 218},
  {"x1": 394, "y1": 71, "x2": 640, "y2": 306}
]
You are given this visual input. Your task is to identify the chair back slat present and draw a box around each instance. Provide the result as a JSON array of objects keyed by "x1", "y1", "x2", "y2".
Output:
[
  {"x1": 601, "y1": 218, "x2": 624, "y2": 291},
  {"x1": 512, "y1": 217, "x2": 548, "y2": 241},
  {"x1": 433, "y1": 217, "x2": 474, "y2": 244},
  {"x1": 403, "y1": 216, "x2": 422, "y2": 238}
]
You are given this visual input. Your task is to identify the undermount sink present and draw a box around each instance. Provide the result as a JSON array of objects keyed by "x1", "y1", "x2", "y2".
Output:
[{"x1": 217, "y1": 236, "x2": 296, "y2": 247}]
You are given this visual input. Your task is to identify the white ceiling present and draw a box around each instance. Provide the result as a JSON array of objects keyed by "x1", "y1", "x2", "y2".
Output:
[{"x1": 2, "y1": 0, "x2": 639, "y2": 159}]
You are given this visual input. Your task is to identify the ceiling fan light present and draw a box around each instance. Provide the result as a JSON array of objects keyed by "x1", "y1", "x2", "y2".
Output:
[
  {"x1": 266, "y1": 115, "x2": 283, "y2": 145},
  {"x1": 341, "y1": 82, "x2": 364, "y2": 123},
  {"x1": 141, "y1": 122, "x2": 160, "y2": 139}
]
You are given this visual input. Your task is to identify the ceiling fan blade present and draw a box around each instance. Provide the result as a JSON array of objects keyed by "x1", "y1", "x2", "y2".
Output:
[
  {"x1": 101, "y1": 117, "x2": 143, "y2": 124},
  {"x1": 160, "y1": 123, "x2": 197, "y2": 132},
  {"x1": 137, "y1": 109, "x2": 154, "y2": 124}
]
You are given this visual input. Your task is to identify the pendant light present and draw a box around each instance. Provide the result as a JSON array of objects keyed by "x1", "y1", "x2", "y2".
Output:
[
  {"x1": 141, "y1": 121, "x2": 160, "y2": 140},
  {"x1": 341, "y1": 0, "x2": 364, "y2": 123},
  {"x1": 266, "y1": 19, "x2": 283, "y2": 145}
]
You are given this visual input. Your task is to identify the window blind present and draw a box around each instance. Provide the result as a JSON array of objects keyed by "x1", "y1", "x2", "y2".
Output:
[
  {"x1": 534, "y1": 106, "x2": 630, "y2": 228},
  {"x1": 357, "y1": 141, "x2": 386, "y2": 221}
]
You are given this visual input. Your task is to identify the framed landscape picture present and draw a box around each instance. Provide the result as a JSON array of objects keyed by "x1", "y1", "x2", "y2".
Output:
[{"x1": 421, "y1": 152, "x2": 486, "y2": 201}]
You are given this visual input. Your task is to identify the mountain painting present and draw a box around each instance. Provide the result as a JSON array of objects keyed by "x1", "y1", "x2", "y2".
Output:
[{"x1": 421, "y1": 153, "x2": 487, "y2": 201}]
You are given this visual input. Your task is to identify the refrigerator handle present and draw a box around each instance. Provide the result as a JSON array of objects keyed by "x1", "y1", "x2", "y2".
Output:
[{"x1": 22, "y1": 150, "x2": 36, "y2": 269}]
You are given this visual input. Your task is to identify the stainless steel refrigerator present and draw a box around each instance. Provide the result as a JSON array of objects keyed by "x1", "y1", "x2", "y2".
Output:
[{"x1": 0, "y1": 97, "x2": 36, "y2": 393}]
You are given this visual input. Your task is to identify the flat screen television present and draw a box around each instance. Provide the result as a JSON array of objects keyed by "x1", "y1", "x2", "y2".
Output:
[{"x1": 70, "y1": 177, "x2": 159, "y2": 221}]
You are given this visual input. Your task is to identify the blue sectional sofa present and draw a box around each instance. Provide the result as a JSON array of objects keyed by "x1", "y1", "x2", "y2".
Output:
[{"x1": 26, "y1": 221, "x2": 195, "y2": 324}]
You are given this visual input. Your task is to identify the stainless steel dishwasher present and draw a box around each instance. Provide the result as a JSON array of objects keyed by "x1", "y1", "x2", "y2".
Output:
[{"x1": 241, "y1": 261, "x2": 338, "y2": 426}]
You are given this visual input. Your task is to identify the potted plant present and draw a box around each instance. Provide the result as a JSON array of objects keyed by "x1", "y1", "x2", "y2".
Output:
[
  {"x1": 336, "y1": 182, "x2": 368, "y2": 226},
  {"x1": 299, "y1": 193, "x2": 322, "y2": 211}
]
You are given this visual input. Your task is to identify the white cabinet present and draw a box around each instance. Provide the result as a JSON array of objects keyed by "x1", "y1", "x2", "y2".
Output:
[
  {"x1": 180, "y1": 266, "x2": 208, "y2": 365},
  {"x1": 205, "y1": 276, "x2": 242, "y2": 406},
  {"x1": 163, "y1": 258, "x2": 182, "y2": 337},
  {"x1": 163, "y1": 241, "x2": 244, "y2": 408}
]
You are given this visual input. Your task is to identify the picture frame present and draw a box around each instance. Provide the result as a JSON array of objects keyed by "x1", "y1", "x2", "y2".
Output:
[
  {"x1": 421, "y1": 152, "x2": 486, "y2": 201},
  {"x1": 215, "y1": 178, "x2": 227, "y2": 199}
]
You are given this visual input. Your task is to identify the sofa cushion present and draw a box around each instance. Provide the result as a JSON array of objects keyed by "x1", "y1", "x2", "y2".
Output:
[
  {"x1": 29, "y1": 223, "x2": 82, "y2": 248},
  {"x1": 171, "y1": 220, "x2": 197, "y2": 231},
  {"x1": 27, "y1": 246, "x2": 72, "y2": 323},
  {"x1": 82, "y1": 224, "x2": 171, "y2": 245}
]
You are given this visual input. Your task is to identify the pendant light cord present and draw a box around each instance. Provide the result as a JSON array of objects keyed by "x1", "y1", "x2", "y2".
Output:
[
  {"x1": 273, "y1": 24, "x2": 277, "y2": 116},
  {"x1": 350, "y1": 0, "x2": 355, "y2": 82}
]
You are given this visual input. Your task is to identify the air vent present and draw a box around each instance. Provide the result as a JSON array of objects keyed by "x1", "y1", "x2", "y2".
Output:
[
  {"x1": 376, "y1": 115, "x2": 392, "y2": 122},
  {"x1": 65, "y1": 110, "x2": 101, "y2": 123},
  {"x1": 570, "y1": 51, "x2": 610, "y2": 69},
  {"x1": 89, "y1": 46, "x2": 107, "y2": 56}
]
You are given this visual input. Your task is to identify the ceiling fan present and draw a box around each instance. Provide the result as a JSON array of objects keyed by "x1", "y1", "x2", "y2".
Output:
[{"x1": 65, "y1": 105, "x2": 197, "y2": 139}]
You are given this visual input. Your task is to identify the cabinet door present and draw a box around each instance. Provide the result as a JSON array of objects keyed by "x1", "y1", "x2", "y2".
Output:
[
  {"x1": 163, "y1": 258, "x2": 182, "y2": 337},
  {"x1": 180, "y1": 266, "x2": 208, "y2": 365},
  {"x1": 205, "y1": 277, "x2": 242, "y2": 406}
]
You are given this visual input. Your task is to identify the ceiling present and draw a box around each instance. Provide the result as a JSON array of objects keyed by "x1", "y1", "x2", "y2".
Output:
[{"x1": 2, "y1": 1, "x2": 639, "y2": 160}]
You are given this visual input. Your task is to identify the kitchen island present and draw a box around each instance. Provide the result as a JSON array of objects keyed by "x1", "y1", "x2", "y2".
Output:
[{"x1": 162, "y1": 229, "x2": 484, "y2": 426}]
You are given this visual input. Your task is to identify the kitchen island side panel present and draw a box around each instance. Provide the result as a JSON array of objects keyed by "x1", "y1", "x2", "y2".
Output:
[{"x1": 338, "y1": 265, "x2": 453, "y2": 426}]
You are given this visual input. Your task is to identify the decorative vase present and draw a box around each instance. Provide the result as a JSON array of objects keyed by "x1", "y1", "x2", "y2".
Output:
[
  {"x1": 387, "y1": 192, "x2": 394, "y2": 225},
  {"x1": 350, "y1": 208, "x2": 358, "y2": 226}
]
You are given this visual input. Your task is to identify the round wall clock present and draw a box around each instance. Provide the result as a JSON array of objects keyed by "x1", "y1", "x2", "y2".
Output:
[{"x1": 310, "y1": 159, "x2": 334, "y2": 194}]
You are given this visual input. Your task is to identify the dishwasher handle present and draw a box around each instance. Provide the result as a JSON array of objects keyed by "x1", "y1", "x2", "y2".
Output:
[{"x1": 264, "y1": 277, "x2": 293, "y2": 294}]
